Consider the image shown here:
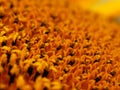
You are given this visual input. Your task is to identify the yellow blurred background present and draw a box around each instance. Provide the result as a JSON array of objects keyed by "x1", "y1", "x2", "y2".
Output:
[{"x1": 78, "y1": 0, "x2": 120, "y2": 16}]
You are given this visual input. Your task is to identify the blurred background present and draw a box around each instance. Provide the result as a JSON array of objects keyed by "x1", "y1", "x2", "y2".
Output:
[{"x1": 78, "y1": 0, "x2": 120, "y2": 17}]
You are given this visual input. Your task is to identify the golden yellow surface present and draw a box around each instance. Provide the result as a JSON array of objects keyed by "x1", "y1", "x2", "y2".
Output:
[{"x1": 79, "y1": 0, "x2": 120, "y2": 16}]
